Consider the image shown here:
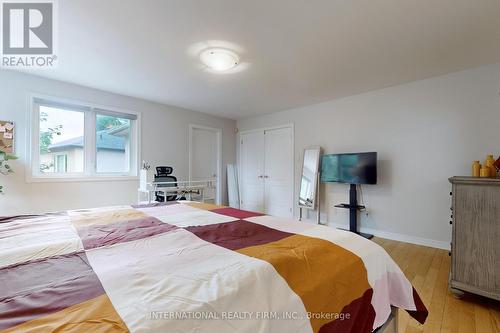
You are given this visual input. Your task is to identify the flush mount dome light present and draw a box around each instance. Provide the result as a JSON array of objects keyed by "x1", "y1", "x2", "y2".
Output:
[{"x1": 200, "y1": 48, "x2": 239, "y2": 72}]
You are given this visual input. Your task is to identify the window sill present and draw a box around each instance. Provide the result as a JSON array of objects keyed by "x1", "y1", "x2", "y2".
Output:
[{"x1": 26, "y1": 175, "x2": 139, "y2": 183}]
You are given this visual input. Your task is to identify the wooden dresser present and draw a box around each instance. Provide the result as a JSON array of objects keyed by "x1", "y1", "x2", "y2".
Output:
[{"x1": 448, "y1": 177, "x2": 500, "y2": 300}]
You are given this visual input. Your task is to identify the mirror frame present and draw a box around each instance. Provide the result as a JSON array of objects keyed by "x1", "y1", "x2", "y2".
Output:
[{"x1": 298, "y1": 146, "x2": 321, "y2": 210}]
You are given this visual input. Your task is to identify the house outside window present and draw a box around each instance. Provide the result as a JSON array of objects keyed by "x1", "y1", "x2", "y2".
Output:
[
  {"x1": 54, "y1": 154, "x2": 68, "y2": 173},
  {"x1": 28, "y1": 95, "x2": 140, "y2": 181}
]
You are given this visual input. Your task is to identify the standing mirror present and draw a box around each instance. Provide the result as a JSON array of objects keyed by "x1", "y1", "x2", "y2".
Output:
[{"x1": 298, "y1": 147, "x2": 321, "y2": 221}]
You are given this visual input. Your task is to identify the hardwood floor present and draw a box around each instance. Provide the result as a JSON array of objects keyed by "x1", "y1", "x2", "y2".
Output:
[{"x1": 372, "y1": 237, "x2": 500, "y2": 333}]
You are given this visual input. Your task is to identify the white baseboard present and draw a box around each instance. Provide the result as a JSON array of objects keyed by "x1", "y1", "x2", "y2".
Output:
[
  {"x1": 301, "y1": 219, "x2": 451, "y2": 250},
  {"x1": 357, "y1": 225, "x2": 450, "y2": 250}
]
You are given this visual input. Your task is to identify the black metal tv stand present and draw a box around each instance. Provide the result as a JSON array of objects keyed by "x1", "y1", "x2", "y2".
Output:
[{"x1": 334, "y1": 184, "x2": 373, "y2": 239}]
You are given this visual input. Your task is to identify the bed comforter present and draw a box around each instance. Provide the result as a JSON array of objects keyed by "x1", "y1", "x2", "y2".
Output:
[{"x1": 0, "y1": 201, "x2": 427, "y2": 333}]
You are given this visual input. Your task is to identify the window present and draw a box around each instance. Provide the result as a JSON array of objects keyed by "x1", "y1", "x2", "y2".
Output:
[
  {"x1": 38, "y1": 105, "x2": 84, "y2": 174},
  {"x1": 95, "y1": 113, "x2": 131, "y2": 173},
  {"x1": 29, "y1": 96, "x2": 140, "y2": 181}
]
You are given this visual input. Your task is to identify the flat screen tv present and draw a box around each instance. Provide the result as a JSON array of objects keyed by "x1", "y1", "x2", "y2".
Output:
[{"x1": 320, "y1": 152, "x2": 377, "y2": 184}]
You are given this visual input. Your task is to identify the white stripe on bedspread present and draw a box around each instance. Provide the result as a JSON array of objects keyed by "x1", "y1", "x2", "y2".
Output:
[
  {"x1": 85, "y1": 227, "x2": 313, "y2": 333},
  {"x1": 0, "y1": 215, "x2": 82, "y2": 268}
]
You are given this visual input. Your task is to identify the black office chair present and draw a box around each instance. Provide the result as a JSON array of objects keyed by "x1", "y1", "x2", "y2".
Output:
[{"x1": 154, "y1": 166, "x2": 178, "y2": 202}]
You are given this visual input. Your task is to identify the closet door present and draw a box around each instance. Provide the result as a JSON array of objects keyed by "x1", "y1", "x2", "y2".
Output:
[
  {"x1": 239, "y1": 131, "x2": 265, "y2": 212},
  {"x1": 263, "y1": 127, "x2": 293, "y2": 218}
]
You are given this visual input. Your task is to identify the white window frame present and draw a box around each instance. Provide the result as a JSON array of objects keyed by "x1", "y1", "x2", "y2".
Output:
[{"x1": 26, "y1": 94, "x2": 141, "y2": 182}]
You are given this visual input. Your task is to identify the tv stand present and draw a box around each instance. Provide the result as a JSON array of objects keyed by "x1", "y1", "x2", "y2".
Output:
[{"x1": 334, "y1": 184, "x2": 373, "y2": 239}]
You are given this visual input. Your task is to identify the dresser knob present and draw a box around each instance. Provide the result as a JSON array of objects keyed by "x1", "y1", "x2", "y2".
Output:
[
  {"x1": 451, "y1": 214, "x2": 453, "y2": 218},
  {"x1": 449, "y1": 191, "x2": 452, "y2": 196},
  {"x1": 449, "y1": 221, "x2": 452, "y2": 225},
  {"x1": 448, "y1": 252, "x2": 451, "y2": 256}
]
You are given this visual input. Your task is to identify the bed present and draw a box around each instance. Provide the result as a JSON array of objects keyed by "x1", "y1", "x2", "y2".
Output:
[{"x1": 0, "y1": 201, "x2": 427, "y2": 333}]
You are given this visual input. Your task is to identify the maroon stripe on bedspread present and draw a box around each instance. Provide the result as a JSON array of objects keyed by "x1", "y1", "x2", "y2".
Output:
[
  {"x1": 0, "y1": 215, "x2": 42, "y2": 223},
  {"x1": 185, "y1": 220, "x2": 293, "y2": 251},
  {"x1": 0, "y1": 212, "x2": 67, "y2": 224},
  {"x1": 77, "y1": 216, "x2": 177, "y2": 250},
  {"x1": 210, "y1": 207, "x2": 264, "y2": 219},
  {"x1": 407, "y1": 287, "x2": 428, "y2": 324},
  {"x1": 0, "y1": 252, "x2": 105, "y2": 330},
  {"x1": 319, "y1": 289, "x2": 375, "y2": 333}
]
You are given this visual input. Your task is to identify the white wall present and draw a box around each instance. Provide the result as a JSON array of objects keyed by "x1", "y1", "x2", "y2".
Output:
[
  {"x1": 0, "y1": 70, "x2": 236, "y2": 215},
  {"x1": 237, "y1": 63, "x2": 500, "y2": 249}
]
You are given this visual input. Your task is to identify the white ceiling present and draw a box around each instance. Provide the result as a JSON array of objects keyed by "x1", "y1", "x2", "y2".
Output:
[{"x1": 17, "y1": 0, "x2": 500, "y2": 119}]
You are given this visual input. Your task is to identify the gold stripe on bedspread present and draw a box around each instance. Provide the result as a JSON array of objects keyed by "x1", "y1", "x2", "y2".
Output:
[
  {"x1": 237, "y1": 234, "x2": 371, "y2": 332},
  {"x1": 1, "y1": 294, "x2": 128, "y2": 333}
]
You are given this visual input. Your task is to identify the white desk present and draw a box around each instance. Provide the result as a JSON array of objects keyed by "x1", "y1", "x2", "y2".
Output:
[{"x1": 138, "y1": 179, "x2": 216, "y2": 204}]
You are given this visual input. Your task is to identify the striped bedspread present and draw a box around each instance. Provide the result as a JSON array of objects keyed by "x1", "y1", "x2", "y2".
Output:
[{"x1": 0, "y1": 201, "x2": 427, "y2": 332}]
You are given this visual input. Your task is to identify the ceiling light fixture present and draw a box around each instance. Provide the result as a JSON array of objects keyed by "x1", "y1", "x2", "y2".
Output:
[{"x1": 200, "y1": 48, "x2": 239, "y2": 72}]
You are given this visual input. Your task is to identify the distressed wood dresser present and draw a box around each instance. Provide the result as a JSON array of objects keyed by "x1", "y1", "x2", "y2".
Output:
[{"x1": 448, "y1": 176, "x2": 500, "y2": 300}]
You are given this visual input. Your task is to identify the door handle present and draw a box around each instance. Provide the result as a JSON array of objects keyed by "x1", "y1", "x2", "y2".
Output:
[
  {"x1": 264, "y1": 175, "x2": 269, "y2": 178},
  {"x1": 258, "y1": 175, "x2": 263, "y2": 178}
]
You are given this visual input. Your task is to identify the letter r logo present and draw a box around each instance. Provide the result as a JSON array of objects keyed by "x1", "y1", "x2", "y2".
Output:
[{"x1": 2, "y1": 2, "x2": 53, "y2": 54}]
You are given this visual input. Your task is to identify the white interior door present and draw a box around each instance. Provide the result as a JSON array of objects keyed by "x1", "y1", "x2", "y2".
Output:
[
  {"x1": 239, "y1": 131, "x2": 265, "y2": 213},
  {"x1": 190, "y1": 126, "x2": 220, "y2": 204},
  {"x1": 264, "y1": 127, "x2": 293, "y2": 218}
]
